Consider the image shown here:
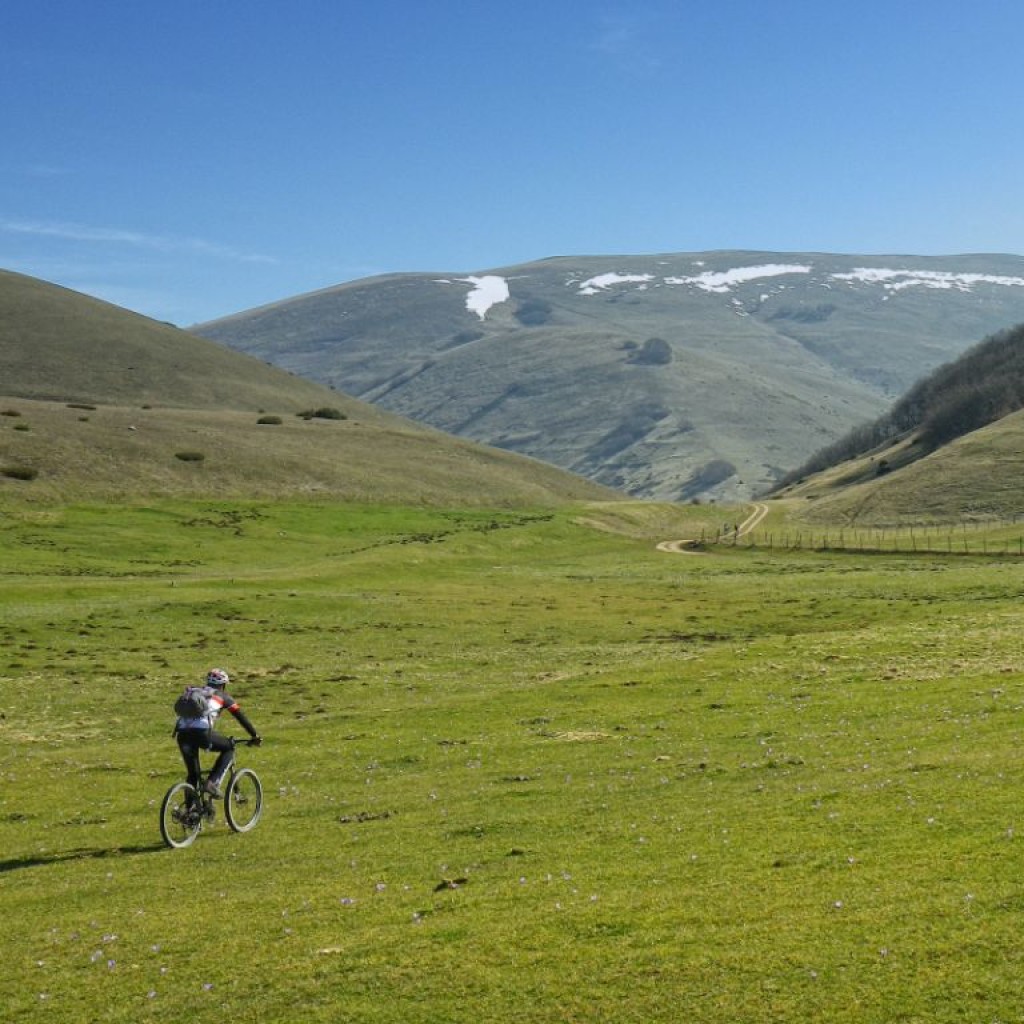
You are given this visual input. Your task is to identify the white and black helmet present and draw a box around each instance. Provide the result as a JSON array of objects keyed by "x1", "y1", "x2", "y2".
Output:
[{"x1": 206, "y1": 668, "x2": 230, "y2": 689}]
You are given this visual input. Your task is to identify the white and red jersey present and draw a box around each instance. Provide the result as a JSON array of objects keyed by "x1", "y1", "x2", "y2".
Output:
[{"x1": 176, "y1": 686, "x2": 245, "y2": 731}]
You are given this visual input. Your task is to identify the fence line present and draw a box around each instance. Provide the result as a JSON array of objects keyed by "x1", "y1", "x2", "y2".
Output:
[{"x1": 698, "y1": 520, "x2": 1024, "y2": 557}]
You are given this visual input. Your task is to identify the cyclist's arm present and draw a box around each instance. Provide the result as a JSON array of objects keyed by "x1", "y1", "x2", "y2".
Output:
[{"x1": 219, "y1": 692, "x2": 259, "y2": 739}]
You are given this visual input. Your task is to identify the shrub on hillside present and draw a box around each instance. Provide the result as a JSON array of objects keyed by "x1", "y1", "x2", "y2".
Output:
[
  {"x1": 515, "y1": 299, "x2": 553, "y2": 326},
  {"x1": 257, "y1": 415, "x2": 283, "y2": 425},
  {"x1": 2, "y1": 466, "x2": 37, "y2": 480},
  {"x1": 297, "y1": 407, "x2": 347, "y2": 421},
  {"x1": 627, "y1": 338, "x2": 673, "y2": 366},
  {"x1": 174, "y1": 451, "x2": 205, "y2": 463}
]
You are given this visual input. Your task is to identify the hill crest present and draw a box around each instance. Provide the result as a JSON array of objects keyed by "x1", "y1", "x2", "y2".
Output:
[{"x1": 0, "y1": 270, "x2": 620, "y2": 506}]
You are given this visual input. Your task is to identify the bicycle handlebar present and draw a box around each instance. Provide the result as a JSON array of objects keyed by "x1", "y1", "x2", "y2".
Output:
[{"x1": 231, "y1": 736, "x2": 263, "y2": 748}]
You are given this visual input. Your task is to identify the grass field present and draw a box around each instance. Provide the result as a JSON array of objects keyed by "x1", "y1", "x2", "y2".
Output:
[{"x1": 4, "y1": 499, "x2": 1024, "y2": 1023}]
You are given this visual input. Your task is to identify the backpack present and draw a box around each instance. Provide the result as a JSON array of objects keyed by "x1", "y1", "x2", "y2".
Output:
[{"x1": 174, "y1": 685, "x2": 211, "y2": 720}]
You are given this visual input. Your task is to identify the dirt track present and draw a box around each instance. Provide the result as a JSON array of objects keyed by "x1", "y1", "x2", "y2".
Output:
[{"x1": 656, "y1": 502, "x2": 768, "y2": 554}]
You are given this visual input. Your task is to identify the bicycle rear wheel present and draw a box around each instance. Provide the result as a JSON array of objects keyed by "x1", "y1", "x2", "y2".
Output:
[
  {"x1": 160, "y1": 782, "x2": 203, "y2": 848},
  {"x1": 224, "y1": 768, "x2": 263, "y2": 832}
]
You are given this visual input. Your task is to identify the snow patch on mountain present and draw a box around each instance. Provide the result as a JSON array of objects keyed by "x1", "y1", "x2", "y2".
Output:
[
  {"x1": 572, "y1": 262, "x2": 1024, "y2": 300},
  {"x1": 578, "y1": 272, "x2": 655, "y2": 295},
  {"x1": 665, "y1": 264, "x2": 814, "y2": 292},
  {"x1": 459, "y1": 275, "x2": 510, "y2": 319},
  {"x1": 577, "y1": 264, "x2": 812, "y2": 296},
  {"x1": 831, "y1": 268, "x2": 1024, "y2": 292}
]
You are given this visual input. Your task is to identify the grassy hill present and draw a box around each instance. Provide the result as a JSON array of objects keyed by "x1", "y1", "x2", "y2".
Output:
[
  {"x1": 0, "y1": 270, "x2": 619, "y2": 506},
  {"x1": 194, "y1": 251, "x2": 1024, "y2": 501},
  {"x1": 777, "y1": 322, "x2": 1024, "y2": 488},
  {"x1": 0, "y1": 269, "x2": 349, "y2": 411},
  {"x1": 776, "y1": 408, "x2": 1024, "y2": 527},
  {"x1": 768, "y1": 322, "x2": 1024, "y2": 527}
]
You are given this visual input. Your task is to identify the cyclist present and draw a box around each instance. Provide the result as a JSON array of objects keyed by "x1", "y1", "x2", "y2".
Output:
[{"x1": 174, "y1": 668, "x2": 262, "y2": 796}]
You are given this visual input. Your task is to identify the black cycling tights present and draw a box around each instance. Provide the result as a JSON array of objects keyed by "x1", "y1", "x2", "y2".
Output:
[{"x1": 176, "y1": 728, "x2": 235, "y2": 789}]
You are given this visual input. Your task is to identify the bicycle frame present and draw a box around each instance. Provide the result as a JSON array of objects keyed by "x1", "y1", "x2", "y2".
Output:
[{"x1": 180, "y1": 734, "x2": 256, "y2": 788}]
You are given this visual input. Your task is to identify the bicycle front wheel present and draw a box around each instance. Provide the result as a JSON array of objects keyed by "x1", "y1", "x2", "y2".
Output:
[
  {"x1": 224, "y1": 768, "x2": 263, "y2": 832},
  {"x1": 160, "y1": 782, "x2": 203, "y2": 848}
]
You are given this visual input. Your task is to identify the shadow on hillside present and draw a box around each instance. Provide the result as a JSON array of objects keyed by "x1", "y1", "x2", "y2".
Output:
[{"x1": 0, "y1": 842, "x2": 167, "y2": 874}]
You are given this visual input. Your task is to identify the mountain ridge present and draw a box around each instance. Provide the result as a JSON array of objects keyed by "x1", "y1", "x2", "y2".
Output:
[{"x1": 194, "y1": 250, "x2": 1024, "y2": 501}]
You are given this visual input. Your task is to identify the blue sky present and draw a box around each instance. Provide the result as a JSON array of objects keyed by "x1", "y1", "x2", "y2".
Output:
[{"x1": 2, "y1": 1, "x2": 1023, "y2": 325}]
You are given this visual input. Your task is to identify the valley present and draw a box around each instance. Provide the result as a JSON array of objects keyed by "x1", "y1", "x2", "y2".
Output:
[{"x1": 6, "y1": 253, "x2": 1024, "y2": 1020}]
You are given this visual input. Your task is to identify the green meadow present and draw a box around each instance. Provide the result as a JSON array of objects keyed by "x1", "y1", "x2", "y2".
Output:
[{"x1": 4, "y1": 499, "x2": 1024, "y2": 1023}]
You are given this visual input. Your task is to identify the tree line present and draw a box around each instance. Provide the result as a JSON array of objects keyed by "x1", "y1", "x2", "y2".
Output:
[{"x1": 773, "y1": 321, "x2": 1024, "y2": 491}]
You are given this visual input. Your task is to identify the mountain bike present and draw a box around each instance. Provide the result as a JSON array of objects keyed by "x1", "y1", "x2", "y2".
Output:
[{"x1": 159, "y1": 737, "x2": 263, "y2": 849}]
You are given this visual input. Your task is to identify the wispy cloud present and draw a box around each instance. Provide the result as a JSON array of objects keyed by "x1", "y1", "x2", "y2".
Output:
[
  {"x1": 19, "y1": 163, "x2": 74, "y2": 178},
  {"x1": 590, "y1": 12, "x2": 664, "y2": 77},
  {"x1": 0, "y1": 218, "x2": 276, "y2": 265}
]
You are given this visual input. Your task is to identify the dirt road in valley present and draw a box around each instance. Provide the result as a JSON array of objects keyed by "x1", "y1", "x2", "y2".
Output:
[
  {"x1": 736, "y1": 501, "x2": 769, "y2": 535},
  {"x1": 656, "y1": 502, "x2": 769, "y2": 554}
]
